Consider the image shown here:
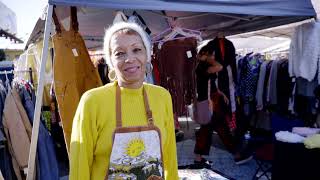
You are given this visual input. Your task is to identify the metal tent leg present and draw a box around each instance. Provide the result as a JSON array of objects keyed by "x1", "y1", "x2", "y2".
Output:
[{"x1": 26, "y1": 4, "x2": 53, "y2": 180}]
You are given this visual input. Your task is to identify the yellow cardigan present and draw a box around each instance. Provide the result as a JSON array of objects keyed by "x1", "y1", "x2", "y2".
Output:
[{"x1": 69, "y1": 82, "x2": 179, "y2": 179}]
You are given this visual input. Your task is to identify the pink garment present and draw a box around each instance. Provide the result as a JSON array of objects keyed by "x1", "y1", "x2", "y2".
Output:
[{"x1": 292, "y1": 127, "x2": 320, "y2": 137}]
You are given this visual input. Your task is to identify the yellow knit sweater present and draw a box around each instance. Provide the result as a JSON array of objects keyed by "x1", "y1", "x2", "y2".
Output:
[{"x1": 69, "y1": 82, "x2": 178, "y2": 179}]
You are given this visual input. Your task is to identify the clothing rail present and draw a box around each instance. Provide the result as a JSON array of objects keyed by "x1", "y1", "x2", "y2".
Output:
[
  {"x1": 0, "y1": 69, "x2": 33, "y2": 74},
  {"x1": 0, "y1": 70, "x2": 13, "y2": 75},
  {"x1": 14, "y1": 68, "x2": 34, "y2": 84},
  {"x1": 0, "y1": 68, "x2": 34, "y2": 85},
  {"x1": 13, "y1": 68, "x2": 34, "y2": 84}
]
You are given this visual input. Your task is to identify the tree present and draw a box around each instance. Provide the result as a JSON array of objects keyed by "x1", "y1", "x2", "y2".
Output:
[{"x1": 0, "y1": 49, "x2": 5, "y2": 61}]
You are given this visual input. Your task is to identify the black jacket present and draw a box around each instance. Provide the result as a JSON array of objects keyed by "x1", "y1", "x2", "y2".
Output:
[{"x1": 206, "y1": 37, "x2": 237, "y2": 99}]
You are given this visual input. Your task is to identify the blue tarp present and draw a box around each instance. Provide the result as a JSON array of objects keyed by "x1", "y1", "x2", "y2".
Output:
[
  {"x1": 26, "y1": 0, "x2": 316, "y2": 49},
  {"x1": 49, "y1": 0, "x2": 316, "y2": 17}
]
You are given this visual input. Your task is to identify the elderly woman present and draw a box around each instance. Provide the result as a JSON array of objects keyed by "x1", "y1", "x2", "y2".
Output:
[{"x1": 69, "y1": 22, "x2": 178, "y2": 179}]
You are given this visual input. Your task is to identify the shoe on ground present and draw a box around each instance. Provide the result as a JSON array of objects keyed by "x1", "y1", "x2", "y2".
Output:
[
  {"x1": 193, "y1": 158, "x2": 212, "y2": 169},
  {"x1": 199, "y1": 157, "x2": 213, "y2": 164},
  {"x1": 193, "y1": 161, "x2": 212, "y2": 169}
]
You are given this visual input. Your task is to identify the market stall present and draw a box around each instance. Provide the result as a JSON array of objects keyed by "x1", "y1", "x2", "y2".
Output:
[{"x1": 3, "y1": 0, "x2": 317, "y2": 179}]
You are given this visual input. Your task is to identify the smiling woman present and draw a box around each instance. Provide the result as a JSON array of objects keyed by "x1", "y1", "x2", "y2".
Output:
[
  {"x1": 110, "y1": 30, "x2": 147, "y2": 89},
  {"x1": 69, "y1": 22, "x2": 179, "y2": 180}
]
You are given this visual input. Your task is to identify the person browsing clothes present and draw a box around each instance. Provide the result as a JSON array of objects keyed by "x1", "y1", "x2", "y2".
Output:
[
  {"x1": 193, "y1": 42, "x2": 252, "y2": 168},
  {"x1": 193, "y1": 44, "x2": 227, "y2": 168}
]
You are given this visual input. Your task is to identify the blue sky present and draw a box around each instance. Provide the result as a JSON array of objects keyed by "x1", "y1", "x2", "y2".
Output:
[{"x1": 1, "y1": 0, "x2": 47, "y2": 40}]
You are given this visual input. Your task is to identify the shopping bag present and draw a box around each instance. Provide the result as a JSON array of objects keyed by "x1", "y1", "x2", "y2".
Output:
[{"x1": 188, "y1": 100, "x2": 212, "y2": 125}]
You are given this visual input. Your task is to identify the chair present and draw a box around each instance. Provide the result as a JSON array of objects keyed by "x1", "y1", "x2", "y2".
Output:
[
  {"x1": 252, "y1": 143, "x2": 273, "y2": 180},
  {"x1": 249, "y1": 129, "x2": 274, "y2": 180},
  {"x1": 251, "y1": 112, "x2": 304, "y2": 180}
]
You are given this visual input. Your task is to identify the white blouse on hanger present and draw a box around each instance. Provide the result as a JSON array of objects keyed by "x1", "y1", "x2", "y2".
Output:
[{"x1": 289, "y1": 21, "x2": 320, "y2": 83}]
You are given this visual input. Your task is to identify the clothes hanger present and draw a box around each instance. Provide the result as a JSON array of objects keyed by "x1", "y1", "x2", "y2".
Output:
[
  {"x1": 166, "y1": 27, "x2": 186, "y2": 40},
  {"x1": 4, "y1": 70, "x2": 11, "y2": 91},
  {"x1": 153, "y1": 26, "x2": 202, "y2": 42},
  {"x1": 164, "y1": 27, "x2": 202, "y2": 41},
  {"x1": 152, "y1": 27, "x2": 181, "y2": 43},
  {"x1": 152, "y1": 28, "x2": 171, "y2": 41},
  {"x1": 154, "y1": 27, "x2": 202, "y2": 49},
  {"x1": 113, "y1": 11, "x2": 128, "y2": 23}
]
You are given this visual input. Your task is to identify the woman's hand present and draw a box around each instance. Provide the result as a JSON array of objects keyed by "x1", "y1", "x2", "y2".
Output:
[{"x1": 217, "y1": 90, "x2": 229, "y2": 105}]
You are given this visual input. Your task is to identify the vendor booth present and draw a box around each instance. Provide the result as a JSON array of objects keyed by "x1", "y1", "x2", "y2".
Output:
[{"x1": 0, "y1": 0, "x2": 319, "y2": 180}]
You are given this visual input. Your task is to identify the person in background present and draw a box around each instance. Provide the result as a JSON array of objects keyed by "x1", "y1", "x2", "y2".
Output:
[
  {"x1": 194, "y1": 42, "x2": 252, "y2": 168},
  {"x1": 194, "y1": 44, "x2": 223, "y2": 168},
  {"x1": 69, "y1": 22, "x2": 178, "y2": 179},
  {"x1": 94, "y1": 57, "x2": 110, "y2": 85}
]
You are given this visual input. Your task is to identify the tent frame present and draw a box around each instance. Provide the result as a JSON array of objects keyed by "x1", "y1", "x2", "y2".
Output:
[
  {"x1": 26, "y1": 5, "x2": 53, "y2": 180},
  {"x1": 0, "y1": 29, "x2": 23, "y2": 43}
]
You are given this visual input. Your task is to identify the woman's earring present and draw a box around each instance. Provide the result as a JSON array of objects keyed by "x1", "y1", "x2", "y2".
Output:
[
  {"x1": 108, "y1": 69, "x2": 117, "y2": 81},
  {"x1": 146, "y1": 62, "x2": 153, "y2": 74}
]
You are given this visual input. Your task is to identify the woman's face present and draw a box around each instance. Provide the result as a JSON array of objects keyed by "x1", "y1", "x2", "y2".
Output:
[
  {"x1": 197, "y1": 51, "x2": 215, "y2": 64},
  {"x1": 110, "y1": 32, "x2": 147, "y2": 88},
  {"x1": 197, "y1": 52, "x2": 208, "y2": 61},
  {"x1": 206, "y1": 54, "x2": 216, "y2": 65}
]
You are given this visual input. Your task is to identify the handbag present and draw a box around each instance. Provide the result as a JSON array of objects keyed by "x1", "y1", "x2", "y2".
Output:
[
  {"x1": 188, "y1": 79, "x2": 212, "y2": 125},
  {"x1": 188, "y1": 100, "x2": 212, "y2": 125}
]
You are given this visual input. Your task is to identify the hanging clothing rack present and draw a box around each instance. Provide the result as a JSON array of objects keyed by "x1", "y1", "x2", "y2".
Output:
[
  {"x1": 14, "y1": 68, "x2": 34, "y2": 84},
  {"x1": 0, "y1": 70, "x2": 14, "y2": 75},
  {"x1": 0, "y1": 68, "x2": 34, "y2": 85}
]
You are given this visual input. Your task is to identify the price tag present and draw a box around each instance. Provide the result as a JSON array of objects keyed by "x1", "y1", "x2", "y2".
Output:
[
  {"x1": 186, "y1": 50, "x2": 192, "y2": 58},
  {"x1": 23, "y1": 168, "x2": 28, "y2": 175},
  {"x1": 72, "y1": 48, "x2": 79, "y2": 57}
]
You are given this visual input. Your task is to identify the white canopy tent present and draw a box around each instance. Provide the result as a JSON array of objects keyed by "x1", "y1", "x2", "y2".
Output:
[
  {"x1": 26, "y1": 1, "x2": 317, "y2": 179},
  {"x1": 228, "y1": 18, "x2": 318, "y2": 58},
  {"x1": 230, "y1": 36, "x2": 290, "y2": 55},
  {"x1": 0, "y1": 1, "x2": 23, "y2": 44},
  {"x1": 0, "y1": 1, "x2": 17, "y2": 35},
  {"x1": 26, "y1": 1, "x2": 317, "y2": 50}
]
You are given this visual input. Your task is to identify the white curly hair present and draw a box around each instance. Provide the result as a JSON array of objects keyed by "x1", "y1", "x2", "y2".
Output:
[{"x1": 103, "y1": 22, "x2": 151, "y2": 69}]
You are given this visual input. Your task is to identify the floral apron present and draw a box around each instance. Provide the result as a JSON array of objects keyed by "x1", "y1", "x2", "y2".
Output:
[{"x1": 105, "y1": 84, "x2": 164, "y2": 180}]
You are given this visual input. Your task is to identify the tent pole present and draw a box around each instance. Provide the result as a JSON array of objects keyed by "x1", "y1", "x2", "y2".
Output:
[{"x1": 26, "y1": 4, "x2": 53, "y2": 180}]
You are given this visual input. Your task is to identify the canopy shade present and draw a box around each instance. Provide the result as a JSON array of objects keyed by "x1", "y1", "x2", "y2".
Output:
[
  {"x1": 0, "y1": 1, "x2": 17, "y2": 34},
  {"x1": 26, "y1": 0, "x2": 316, "y2": 50},
  {"x1": 229, "y1": 19, "x2": 315, "y2": 39},
  {"x1": 49, "y1": 0, "x2": 315, "y2": 17},
  {"x1": 0, "y1": 1, "x2": 22, "y2": 43}
]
